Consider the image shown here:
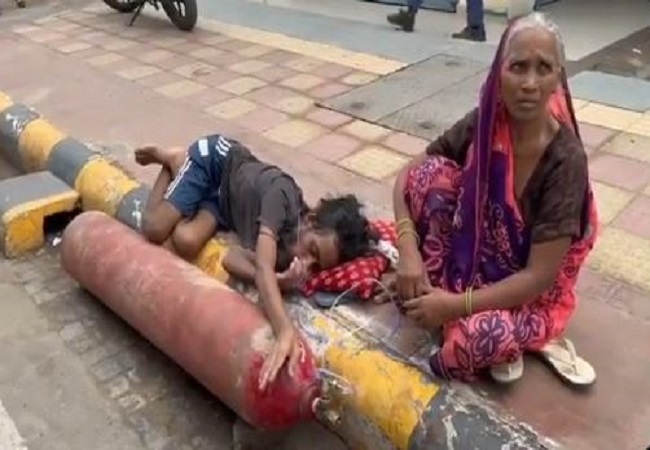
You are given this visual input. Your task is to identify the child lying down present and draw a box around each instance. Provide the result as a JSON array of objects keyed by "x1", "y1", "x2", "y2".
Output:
[{"x1": 135, "y1": 133, "x2": 377, "y2": 389}]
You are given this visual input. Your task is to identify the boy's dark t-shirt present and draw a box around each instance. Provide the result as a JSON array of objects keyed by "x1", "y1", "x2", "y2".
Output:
[{"x1": 218, "y1": 142, "x2": 308, "y2": 272}]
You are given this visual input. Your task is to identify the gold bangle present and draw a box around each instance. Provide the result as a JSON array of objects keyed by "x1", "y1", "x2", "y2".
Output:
[
  {"x1": 396, "y1": 218, "x2": 415, "y2": 232},
  {"x1": 397, "y1": 228, "x2": 420, "y2": 245},
  {"x1": 465, "y1": 287, "x2": 474, "y2": 317}
]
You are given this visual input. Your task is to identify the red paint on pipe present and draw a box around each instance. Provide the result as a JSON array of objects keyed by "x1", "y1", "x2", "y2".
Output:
[{"x1": 60, "y1": 211, "x2": 321, "y2": 429}]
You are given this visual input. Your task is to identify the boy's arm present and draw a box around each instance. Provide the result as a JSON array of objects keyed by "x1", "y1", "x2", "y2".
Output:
[
  {"x1": 254, "y1": 228, "x2": 292, "y2": 334},
  {"x1": 255, "y1": 226, "x2": 303, "y2": 390},
  {"x1": 223, "y1": 246, "x2": 256, "y2": 281},
  {"x1": 253, "y1": 183, "x2": 305, "y2": 389},
  {"x1": 222, "y1": 245, "x2": 296, "y2": 291}
]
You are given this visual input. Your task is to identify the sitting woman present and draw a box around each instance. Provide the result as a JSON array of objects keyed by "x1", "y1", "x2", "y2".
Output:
[{"x1": 392, "y1": 13, "x2": 598, "y2": 385}]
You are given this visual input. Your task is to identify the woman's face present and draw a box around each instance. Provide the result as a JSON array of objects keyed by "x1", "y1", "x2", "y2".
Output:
[{"x1": 500, "y1": 27, "x2": 561, "y2": 122}]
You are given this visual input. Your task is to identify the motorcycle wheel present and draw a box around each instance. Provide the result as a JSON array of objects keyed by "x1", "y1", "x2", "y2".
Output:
[
  {"x1": 161, "y1": 0, "x2": 198, "y2": 32},
  {"x1": 103, "y1": 0, "x2": 139, "y2": 13}
]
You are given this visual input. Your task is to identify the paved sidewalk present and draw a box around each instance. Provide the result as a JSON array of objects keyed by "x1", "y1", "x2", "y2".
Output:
[{"x1": 1, "y1": 2, "x2": 649, "y2": 450}]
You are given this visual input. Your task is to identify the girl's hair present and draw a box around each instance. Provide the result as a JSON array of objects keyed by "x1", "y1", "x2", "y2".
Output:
[{"x1": 313, "y1": 194, "x2": 378, "y2": 262}]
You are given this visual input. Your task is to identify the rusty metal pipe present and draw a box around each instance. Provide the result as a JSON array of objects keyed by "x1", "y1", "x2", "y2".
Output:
[{"x1": 60, "y1": 211, "x2": 321, "y2": 430}]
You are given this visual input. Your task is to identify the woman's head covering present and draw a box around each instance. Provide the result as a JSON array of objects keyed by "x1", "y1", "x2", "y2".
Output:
[{"x1": 450, "y1": 12, "x2": 592, "y2": 288}]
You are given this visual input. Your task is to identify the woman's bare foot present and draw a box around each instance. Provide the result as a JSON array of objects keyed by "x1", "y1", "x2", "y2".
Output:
[{"x1": 135, "y1": 146, "x2": 164, "y2": 167}]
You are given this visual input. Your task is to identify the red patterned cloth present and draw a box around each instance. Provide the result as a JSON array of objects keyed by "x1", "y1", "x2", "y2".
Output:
[{"x1": 300, "y1": 220, "x2": 396, "y2": 300}]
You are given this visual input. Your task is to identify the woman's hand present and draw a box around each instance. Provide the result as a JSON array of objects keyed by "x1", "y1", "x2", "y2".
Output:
[
  {"x1": 396, "y1": 239, "x2": 429, "y2": 301},
  {"x1": 403, "y1": 288, "x2": 461, "y2": 329},
  {"x1": 259, "y1": 325, "x2": 305, "y2": 391}
]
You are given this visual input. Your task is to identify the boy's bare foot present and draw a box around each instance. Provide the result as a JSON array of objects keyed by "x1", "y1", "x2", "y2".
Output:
[{"x1": 134, "y1": 146, "x2": 163, "y2": 166}]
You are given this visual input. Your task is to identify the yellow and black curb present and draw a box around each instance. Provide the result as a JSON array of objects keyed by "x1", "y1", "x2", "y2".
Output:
[{"x1": 0, "y1": 91, "x2": 545, "y2": 449}]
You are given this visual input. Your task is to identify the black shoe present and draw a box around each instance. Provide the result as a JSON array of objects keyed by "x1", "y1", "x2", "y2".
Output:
[
  {"x1": 452, "y1": 26, "x2": 486, "y2": 42},
  {"x1": 387, "y1": 9, "x2": 416, "y2": 32}
]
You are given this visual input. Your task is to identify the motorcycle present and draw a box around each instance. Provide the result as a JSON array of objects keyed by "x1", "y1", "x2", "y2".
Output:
[{"x1": 103, "y1": 0, "x2": 198, "y2": 32}]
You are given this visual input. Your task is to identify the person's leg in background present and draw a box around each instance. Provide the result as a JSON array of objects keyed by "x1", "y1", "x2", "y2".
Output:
[
  {"x1": 386, "y1": 0, "x2": 424, "y2": 32},
  {"x1": 452, "y1": 0, "x2": 487, "y2": 42}
]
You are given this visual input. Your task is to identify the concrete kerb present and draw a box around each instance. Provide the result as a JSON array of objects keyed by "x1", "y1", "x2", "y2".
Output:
[{"x1": 0, "y1": 91, "x2": 547, "y2": 449}]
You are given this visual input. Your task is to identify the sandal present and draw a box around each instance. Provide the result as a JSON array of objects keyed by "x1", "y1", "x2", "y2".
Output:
[
  {"x1": 538, "y1": 338, "x2": 596, "y2": 387},
  {"x1": 490, "y1": 356, "x2": 524, "y2": 384}
]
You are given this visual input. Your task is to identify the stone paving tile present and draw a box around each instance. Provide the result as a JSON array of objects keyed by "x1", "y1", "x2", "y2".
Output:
[
  {"x1": 117, "y1": 42, "x2": 158, "y2": 59},
  {"x1": 341, "y1": 72, "x2": 379, "y2": 86},
  {"x1": 116, "y1": 65, "x2": 161, "y2": 81},
  {"x1": 11, "y1": 24, "x2": 42, "y2": 35},
  {"x1": 153, "y1": 36, "x2": 187, "y2": 49},
  {"x1": 85, "y1": 51, "x2": 125, "y2": 67},
  {"x1": 283, "y1": 56, "x2": 325, "y2": 73},
  {"x1": 254, "y1": 65, "x2": 298, "y2": 83},
  {"x1": 589, "y1": 154, "x2": 650, "y2": 192},
  {"x1": 279, "y1": 74, "x2": 325, "y2": 91},
  {"x1": 198, "y1": 51, "x2": 244, "y2": 67},
  {"x1": 338, "y1": 146, "x2": 408, "y2": 180},
  {"x1": 190, "y1": 46, "x2": 225, "y2": 61},
  {"x1": 235, "y1": 107, "x2": 289, "y2": 133},
  {"x1": 218, "y1": 38, "x2": 253, "y2": 53},
  {"x1": 591, "y1": 181, "x2": 635, "y2": 225},
  {"x1": 149, "y1": 54, "x2": 196, "y2": 72},
  {"x1": 101, "y1": 37, "x2": 136, "y2": 52},
  {"x1": 54, "y1": 41, "x2": 94, "y2": 54},
  {"x1": 135, "y1": 71, "x2": 186, "y2": 89},
  {"x1": 260, "y1": 49, "x2": 299, "y2": 65},
  {"x1": 382, "y1": 132, "x2": 429, "y2": 156},
  {"x1": 576, "y1": 103, "x2": 642, "y2": 131},
  {"x1": 172, "y1": 41, "x2": 206, "y2": 55},
  {"x1": 306, "y1": 108, "x2": 354, "y2": 128},
  {"x1": 205, "y1": 97, "x2": 259, "y2": 120},
  {"x1": 602, "y1": 132, "x2": 650, "y2": 162},
  {"x1": 77, "y1": 30, "x2": 111, "y2": 45},
  {"x1": 274, "y1": 95, "x2": 315, "y2": 115},
  {"x1": 105, "y1": 58, "x2": 147, "y2": 76},
  {"x1": 172, "y1": 61, "x2": 218, "y2": 79},
  {"x1": 196, "y1": 34, "x2": 231, "y2": 46},
  {"x1": 578, "y1": 122, "x2": 616, "y2": 150},
  {"x1": 228, "y1": 59, "x2": 273, "y2": 75},
  {"x1": 48, "y1": 21, "x2": 85, "y2": 34},
  {"x1": 246, "y1": 86, "x2": 314, "y2": 115},
  {"x1": 309, "y1": 83, "x2": 351, "y2": 100},
  {"x1": 195, "y1": 68, "x2": 240, "y2": 89},
  {"x1": 341, "y1": 120, "x2": 391, "y2": 142},
  {"x1": 218, "y1": 76, "x2": 267, "y2": 95},
  {"x1": 612, "y1": 195, "x2": 650, "y2": 240},
  {"x1": 181, "y1": 88, "x2": 232, "y2": 110},
  {"x1": 27, "y1": 30, "x2": 66, "y2": 44},
  {"x1": 262, "y1": 119, "x2": 326, "y2": 148},
  {"x1": 236, "y1": 44, "x2": 274, "y2": 58},
  {"x1": 588, "y1": 227, "x2": 650, "y2": 292},
  {"x1": 246, "y1": 85, "x2": 298, "y2": 107},
  {"x1": 133, "y1": 48, "x2": 176, "y2": 64},
  {"x1": 627, "y1": 113, "x2": 650, "y2": 138},
  {"x1": 155, "y1": 80, "x2": 207, "y2": 99},
  {"x1": 312, "y1": 63, "x2": 355, "y2": 80},
  {"x1": 299, "y1": 132, "x2": 362, "y2": 162},
  {"x1": 70, "y1": 46, "x2": 106, "y2": 61}
]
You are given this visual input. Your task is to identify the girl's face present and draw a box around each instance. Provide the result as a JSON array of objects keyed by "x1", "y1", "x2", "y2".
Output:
[
  {"x1": 293, "y1": 228, "x2": 339, "y2": 272},
  {"x1": 500, "y1": 27, "x2": 561, "y2": 122}
]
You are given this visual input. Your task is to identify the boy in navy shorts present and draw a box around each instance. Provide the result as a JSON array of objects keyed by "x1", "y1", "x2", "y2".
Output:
[{"x1": 135, "y1": 134, "x2": 376, "y2": 390}]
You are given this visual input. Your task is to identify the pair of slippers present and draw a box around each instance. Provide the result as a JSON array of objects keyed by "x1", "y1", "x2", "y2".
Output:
[{"x1": 490, "y1": 338, "x2": 596, "y2": 386}]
